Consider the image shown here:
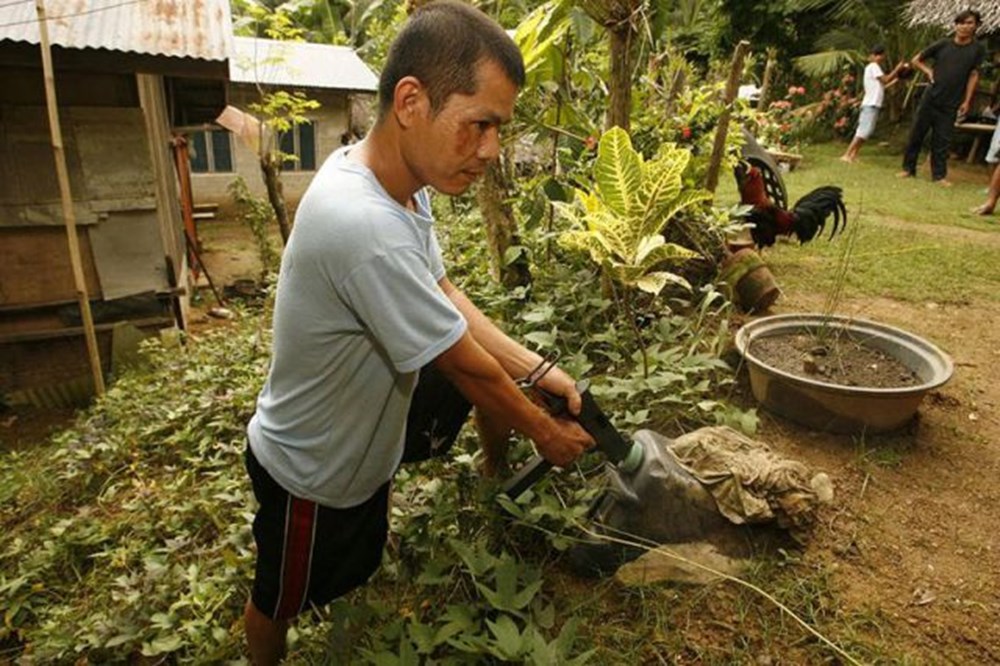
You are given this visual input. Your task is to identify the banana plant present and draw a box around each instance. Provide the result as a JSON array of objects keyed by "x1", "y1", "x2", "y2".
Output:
[{"x1": 557, "y1": 126, "x2": 712, "y2": 375}]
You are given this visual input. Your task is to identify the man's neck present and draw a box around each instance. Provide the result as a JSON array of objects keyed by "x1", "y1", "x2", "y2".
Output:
[
  {"x1": 349, "y1": 126, "x2": 421, "y2": 208},
  {"x1": 954, "y1": 34, "x2": 975, "y2": 46}
]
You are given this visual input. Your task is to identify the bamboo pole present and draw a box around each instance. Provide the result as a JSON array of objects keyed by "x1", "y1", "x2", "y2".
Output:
[
  {"x1": 35, "y1": 0, "x2": 105, "y2": 396},
  {"x1": 704, "y1": 40, "x2": 750, "y2": 196}
]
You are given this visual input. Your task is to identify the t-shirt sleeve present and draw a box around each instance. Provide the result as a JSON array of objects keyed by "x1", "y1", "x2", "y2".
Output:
[
  {"x1": 920, "y1": 39, "x2": 946, "y2": 61},
  {"x1": 340, "y1": 248, "x2": 467, "y2": 373},
  {"x1": 865, "y1": 63, "x2": 882, "y2": 83}
]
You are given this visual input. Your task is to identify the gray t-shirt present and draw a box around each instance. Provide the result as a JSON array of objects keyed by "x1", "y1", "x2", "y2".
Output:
[{"x1": 248, "y1": 147, "x2": 467, "y2": 508}]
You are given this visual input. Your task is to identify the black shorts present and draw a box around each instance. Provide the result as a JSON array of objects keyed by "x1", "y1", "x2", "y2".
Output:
[{"x1": 247, "y1": 364, "x2": 471, "y2": 620}]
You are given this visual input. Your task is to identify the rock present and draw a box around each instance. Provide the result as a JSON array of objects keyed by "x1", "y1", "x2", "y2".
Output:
[
  {"x1": 810, "y1": 472, "x2": 835, "y2": 503},
  {"x1": 614, "y1": 542, "x2": 747, "y2": 586}
]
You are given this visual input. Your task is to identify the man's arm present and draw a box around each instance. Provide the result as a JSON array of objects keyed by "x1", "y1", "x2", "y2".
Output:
[
  {"x1": 877, "y1": 62, "x2": 905, "y2": 86},
  {"x1": 439, "y1": 277, "x2": 583, "y2": 415},
  {"x1": 911, "y1": 52, "x2": 934, "y2": 84},
  {"x1": 432, "y1": 329, "x2": 592, "y2": 467},
  {"x1": 959, "y1": 69, "x2": 980, "y2": 118}
]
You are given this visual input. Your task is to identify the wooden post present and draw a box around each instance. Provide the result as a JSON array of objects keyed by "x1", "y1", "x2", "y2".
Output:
[
  {"x1": 35, "y1": 0, "x2": 105, "y2": 396},
  {"x1": 704, "y1": 40, "x2": 750, "y2": 196},
  {"x1": 759, "y1": 48, "x2": 776, "y2": 110}
]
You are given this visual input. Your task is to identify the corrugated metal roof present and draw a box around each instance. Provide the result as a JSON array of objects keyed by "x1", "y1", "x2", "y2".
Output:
[
  {"x1": 230, "y1": 36, "x2": 378, "y2": 92},
  {"x1": 0, "y1": 0, "x2": 232, "y2": 61}
]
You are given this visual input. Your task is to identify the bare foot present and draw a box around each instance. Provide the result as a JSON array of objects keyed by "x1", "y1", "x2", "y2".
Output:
[
  {"x1": 972, "y1": 204, "x2": 995, "y2": 215},
  {"x1": 935, "y1": 179, "x2": 953, "y2": 187},
  {"x1": 896, "y1": 171, "x2": 915, "y2": 178},
  {"x1": 839, "y1": 155, "x2": 855, "y2": 163}
]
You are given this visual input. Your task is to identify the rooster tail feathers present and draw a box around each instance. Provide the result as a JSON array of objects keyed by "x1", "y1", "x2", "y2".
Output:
[{"x1": 791, "y1": 186, "x2": 847, "y2": 243}]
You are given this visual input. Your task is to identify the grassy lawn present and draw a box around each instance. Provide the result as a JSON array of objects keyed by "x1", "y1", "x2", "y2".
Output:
[{"x1": 718, "y1": 138, "x2": 1000, "y2": 305}]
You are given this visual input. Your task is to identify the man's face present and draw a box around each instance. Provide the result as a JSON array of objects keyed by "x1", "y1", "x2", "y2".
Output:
[
  {"x1": 955, "y1": 16, "x2": 979, "y2": 39},
  {"x1": 402, "y1": 59, "x2": 518, "y2": 196}
]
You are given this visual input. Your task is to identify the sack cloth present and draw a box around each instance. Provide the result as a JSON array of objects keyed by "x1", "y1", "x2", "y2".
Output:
[{"x1": 568, "y1": 426, "x2": 832, "y2": 578}]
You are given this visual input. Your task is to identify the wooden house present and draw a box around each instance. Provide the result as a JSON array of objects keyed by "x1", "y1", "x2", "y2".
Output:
[{"x1": 0, "y1": 0, "x2": 232, "y2": 404}]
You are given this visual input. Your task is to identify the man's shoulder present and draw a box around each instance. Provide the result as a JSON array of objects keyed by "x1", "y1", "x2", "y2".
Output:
[{"x1": 922, "y1": 38, "x2": 949, "y2": 56}]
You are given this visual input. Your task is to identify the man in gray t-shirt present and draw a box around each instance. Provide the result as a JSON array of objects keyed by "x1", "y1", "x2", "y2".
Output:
[{"x1": 243, "y1": 3, "x2": 594, "y2": 662}]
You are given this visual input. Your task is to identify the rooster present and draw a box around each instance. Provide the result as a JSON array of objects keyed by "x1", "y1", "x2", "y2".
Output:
[{"x1": 735, "y1": 162, "x2": 847, "y2": 250}]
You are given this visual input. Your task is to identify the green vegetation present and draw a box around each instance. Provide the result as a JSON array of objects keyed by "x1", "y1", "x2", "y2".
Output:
[{"x1": 4, "y1": 0, "x2": 994, "y2": 663}]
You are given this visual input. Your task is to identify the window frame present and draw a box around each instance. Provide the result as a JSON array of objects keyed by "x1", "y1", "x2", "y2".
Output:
[
  {"x1": 188, "y1": 129, "x2": 235, "y2": 174},
  {"x1": 279, "y1": 120, "x2": 317, "y2": 172}
]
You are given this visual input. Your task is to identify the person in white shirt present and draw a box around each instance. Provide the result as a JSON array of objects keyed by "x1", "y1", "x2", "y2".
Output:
[{"x1": 841, "y1": 45, "x2": 907, "y2": 162}]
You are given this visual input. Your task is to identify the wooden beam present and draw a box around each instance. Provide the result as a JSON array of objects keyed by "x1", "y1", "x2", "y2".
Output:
[
  {"x1": 35, "y1": 0, "x2": 105, "y2": 396},
  {"x1": 705, "y1": 41, "x2": 751, "y2": 196},
  {"x1": 0, "y1": 316, "x2": 174, "y2": 345}
]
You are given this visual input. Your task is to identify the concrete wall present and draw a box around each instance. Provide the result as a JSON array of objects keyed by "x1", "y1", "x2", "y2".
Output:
[{"x1": 191, "y1": 86, "x2": 374, "y2": 209}]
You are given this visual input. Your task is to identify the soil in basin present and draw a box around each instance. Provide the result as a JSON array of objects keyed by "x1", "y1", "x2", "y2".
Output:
[{"x1": 750, "y1": 331, "x2": 920, "y2": 388}]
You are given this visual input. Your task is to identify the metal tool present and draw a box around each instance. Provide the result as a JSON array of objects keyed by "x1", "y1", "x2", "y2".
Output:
[{"x1": 501, "y1": 379, "x2": 644, "y2": 500}]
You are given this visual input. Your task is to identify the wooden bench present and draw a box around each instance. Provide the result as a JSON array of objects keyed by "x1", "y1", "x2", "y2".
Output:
[
  {"x1": 192, "y1": 202, "x2": 219, "y2": 221},
  {"x1": 768, "y1": 149, "x2": 803, "y2": 172},
  {"x1": 954, "y1": 122, "x2": 997, "y2": 163}
]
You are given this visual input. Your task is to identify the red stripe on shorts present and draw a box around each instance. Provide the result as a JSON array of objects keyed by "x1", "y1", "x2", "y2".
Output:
[{"x1": 275, "y1": 496, "x2": 317, "y2": 619}]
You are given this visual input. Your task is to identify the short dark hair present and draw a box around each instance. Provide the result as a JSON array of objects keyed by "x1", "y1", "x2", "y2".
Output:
[
  {"x1": 954, "y1": 9, "x2": 982, "y2": 26},
  {"x1": 377, "y1": 1, "x2": 525, "y2": 119},
  {"x1": 870, "y1": 44, "x2": 885, "y2": 55}
]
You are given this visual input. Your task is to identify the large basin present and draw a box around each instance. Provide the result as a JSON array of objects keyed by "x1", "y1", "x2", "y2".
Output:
[{"x1": 734, "y1": 314, "x2": 954, "y2": 434}]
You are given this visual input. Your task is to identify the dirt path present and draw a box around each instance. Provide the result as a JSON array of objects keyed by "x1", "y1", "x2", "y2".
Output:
[
  {"x1": 756, "y1": 283, "x2": 1000, "y2": 661},
  {"x1": 881, "y1": 214, "x2": 1000, "y2": 248}
]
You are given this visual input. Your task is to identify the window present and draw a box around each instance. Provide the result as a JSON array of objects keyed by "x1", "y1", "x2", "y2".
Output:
[
  {"x1": 188, "y1": 130, "x2": 234, "y2": 173},
  {"x1": 279, "y1": 121, "x2": 316, "y2": 171}
]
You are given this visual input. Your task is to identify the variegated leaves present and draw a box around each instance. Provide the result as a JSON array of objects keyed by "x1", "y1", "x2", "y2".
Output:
[{"x1": 558, "y1": 127, "x2": 710, "y2": 295}]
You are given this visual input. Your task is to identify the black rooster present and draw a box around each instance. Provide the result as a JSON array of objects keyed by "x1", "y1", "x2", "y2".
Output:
[{"x1": 735, "y1": 162, "x2": 847, "y2": 249}]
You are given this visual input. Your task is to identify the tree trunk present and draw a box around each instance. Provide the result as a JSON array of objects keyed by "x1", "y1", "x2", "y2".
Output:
[
  {"x1": 607, "y1": 25, "x2": 634, "y2": 131},
  {"x1": 477, "y1": 156, "x2": 532, "y2": 291},
  {"x1": 260, "y1": 153, "x2": 291, "y2": 245}
]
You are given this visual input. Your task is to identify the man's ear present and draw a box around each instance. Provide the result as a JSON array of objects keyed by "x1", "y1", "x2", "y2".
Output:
[{"x1": 393, "y1": 76, "x2": 428, "y2": 129}]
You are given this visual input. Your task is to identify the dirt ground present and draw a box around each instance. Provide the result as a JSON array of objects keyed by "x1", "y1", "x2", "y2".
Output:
[
  {"x1": 755, "y1": 256, "x2": 1000, "y2": 659},
  {"x1": 2, "y1": 213, "x2": 997, "y2": 662}
]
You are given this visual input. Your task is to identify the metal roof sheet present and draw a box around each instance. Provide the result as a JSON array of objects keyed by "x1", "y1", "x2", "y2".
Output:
[
  {"x1": 0, "y1": 0, "x2": 232, "y2": 61},
  {"x1": 230, "y1": 36, "x2": 378, "y2": 92}
]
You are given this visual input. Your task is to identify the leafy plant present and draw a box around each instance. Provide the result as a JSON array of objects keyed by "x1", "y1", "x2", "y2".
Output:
[
  {"x1": 557, "y1": 127, "x2": 712, "y2": 374},
  {"x1": 231, "y1": 1, "x2": 322, "y2": 245},
  {"x1": 229, "y1": 176, "x2": 279, "y2": 278}
]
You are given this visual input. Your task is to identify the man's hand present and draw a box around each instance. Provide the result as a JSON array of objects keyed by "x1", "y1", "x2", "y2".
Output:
[
  {"x1": 533, "y1": 365, "x2": 584, "y2": 416},
  {"x1": 535, "y1": 416, "x2": 593, "y2": 468},
  {"x1": 958, "y1": 102, "x2": 971, "y2": 119}
]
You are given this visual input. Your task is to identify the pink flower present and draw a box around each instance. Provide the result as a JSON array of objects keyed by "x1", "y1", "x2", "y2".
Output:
[
  {"x1": 584, "y1": 135, "x2": 598, "y2": 151},
  {"x1": 681, "y1": 127, "x2": 692, "y2": 140},
  {"x1": 797, "y1": 86, "x2": 806, "y2": 95}
]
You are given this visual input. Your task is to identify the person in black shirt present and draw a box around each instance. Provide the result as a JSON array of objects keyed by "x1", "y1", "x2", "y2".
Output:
[{"x1": 898, "y1": 10, "x2": 986, "y2": 186}]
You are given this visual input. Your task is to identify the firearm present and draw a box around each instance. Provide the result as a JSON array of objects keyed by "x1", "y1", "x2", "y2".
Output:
[{"x1": 501, "y1": 379, "x2": 644, "y2": 500}]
